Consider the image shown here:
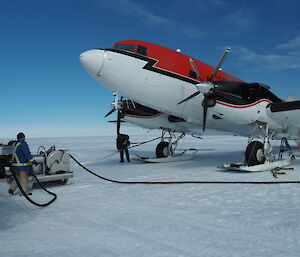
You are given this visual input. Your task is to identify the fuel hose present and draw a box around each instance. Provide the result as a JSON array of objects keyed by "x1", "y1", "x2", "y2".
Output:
[
  {"x1": 11, "y1": 171, "x2": 57, "y2": 207},
  {"x1": 70, "y1": 154, "x2": 300, "y2": 185}
]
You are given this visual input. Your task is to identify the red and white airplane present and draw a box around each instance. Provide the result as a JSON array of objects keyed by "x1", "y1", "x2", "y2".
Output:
[{"x1": 80, "y1": 40, "x2": 300, "y2": 166}]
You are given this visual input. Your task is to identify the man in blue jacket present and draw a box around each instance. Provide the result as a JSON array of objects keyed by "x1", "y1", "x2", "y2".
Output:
[{"x1": 8, "y1": 132, "x2": 37, "y2": 196}]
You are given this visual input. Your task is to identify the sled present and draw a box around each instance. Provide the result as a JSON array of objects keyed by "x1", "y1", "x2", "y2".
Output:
[
  {"x1": 137, "y1": 150, "x2": 198, "y2": 163},
  {"x1": 219, "y1": 158, "x2": 293, "y2": 172}
]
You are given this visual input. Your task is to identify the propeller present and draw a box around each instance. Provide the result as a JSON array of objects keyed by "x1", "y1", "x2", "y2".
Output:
[
  {"x1": 177, "y1": 82, "x2": 214, "y2": 105},
  {"x1": 177, "y1": 82, "x2": 216, "y2": 131},
  {"x1": 178, "y1": 48, "x2": 231, "y2": 132},
  {"x1": 116, "y1": 105, "x2": 122, "y2": 135},
  {"x1": 104, "y1": 108, "x2": 115, "y2": 118},
  {"x1": 202, "y1": 95, "x2": 208, "y2": 132},
  {"x1": 104, "y1": 93, "x2": 120, "y2": 118},
  {"x1": 104, "y1": 93, "x2": 123, "y2": 135},
  {"x1": 179, "y1": 82, "x2": 238, "y2": 131}
]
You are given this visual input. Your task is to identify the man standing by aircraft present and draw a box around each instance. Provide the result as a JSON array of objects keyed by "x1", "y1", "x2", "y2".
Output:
[
  {"x1": 8, "y1": 132, "x2": 37, "y2": 195},
  {"x1": 116, "y1": 134, "x2": 131, "y2": 163}
]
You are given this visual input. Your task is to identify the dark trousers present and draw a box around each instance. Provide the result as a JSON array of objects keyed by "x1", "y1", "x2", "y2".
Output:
[{"x1": 120, "y1": 148, "x2": 130, "y2": 162}]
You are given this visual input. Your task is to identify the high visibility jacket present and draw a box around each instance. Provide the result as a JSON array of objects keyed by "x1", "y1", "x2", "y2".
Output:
[{"x1": 11, "y1": 140, "x2": 35, "y2": 174}]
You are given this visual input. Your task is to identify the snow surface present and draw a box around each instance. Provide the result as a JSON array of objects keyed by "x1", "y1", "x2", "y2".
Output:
[{"x1": 1, "y1": 133, "x2": 300, "y2": 257}]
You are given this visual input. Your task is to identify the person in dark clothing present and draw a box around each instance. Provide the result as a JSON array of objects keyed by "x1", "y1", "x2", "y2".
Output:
[
  {"x1": 116, "y1": 134, "x2": 130, "y2": 162},
  {"x1": 9, "y1": 132, "x2": 37, "y2": 196},
  {"x1": 0, "y1": 157, "x2": 6, "y2": 179}
]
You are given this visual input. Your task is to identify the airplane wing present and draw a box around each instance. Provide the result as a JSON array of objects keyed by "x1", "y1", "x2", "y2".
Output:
[{"x1": 267, "y1": 101, "x2": 300, "y2": 128}]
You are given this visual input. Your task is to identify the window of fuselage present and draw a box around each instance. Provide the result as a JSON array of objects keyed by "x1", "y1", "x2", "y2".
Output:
[
  {"x1": 137, "y1": 45, "x2": 147, "y2": 56},
  {"x1": 189, "y1": 70, "x2": 197, "y2": 79},
  {"x1": 241, "y1": 86, "x2": 259, "y2": 102},
  {"x1": 113, "y1": 44, "x2": 137, "y2": 52}
]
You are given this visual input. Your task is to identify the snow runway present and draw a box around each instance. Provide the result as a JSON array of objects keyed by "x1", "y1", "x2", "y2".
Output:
[{"x1": 1, "y1": 134, "x2": 300, "y2": 257}]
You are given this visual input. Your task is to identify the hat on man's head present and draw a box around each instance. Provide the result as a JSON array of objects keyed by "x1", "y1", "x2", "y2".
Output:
[{"x1": 17, "y1": 132, "x2": 26, "y2": 140}]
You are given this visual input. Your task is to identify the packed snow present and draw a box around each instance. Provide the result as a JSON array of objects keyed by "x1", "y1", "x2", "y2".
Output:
[{"x1": 1, "y1": 133, "x2": 300, "y2": 257}]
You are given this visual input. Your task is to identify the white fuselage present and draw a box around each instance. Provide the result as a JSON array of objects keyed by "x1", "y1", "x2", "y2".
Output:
[{"x1": 80, "y1": 49, "x2": 298, "y2": 139}]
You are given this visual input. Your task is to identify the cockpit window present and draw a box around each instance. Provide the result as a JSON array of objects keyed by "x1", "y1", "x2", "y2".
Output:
[
  {"x1": 137, "y1": 45, "x2": 147, "y2": 56},
  {"x1": 112, "y1": 43, "x2": 148, "y2": 56},
  {"x1": 113, "y1": 44, "x2": 137, "y2": 51}
]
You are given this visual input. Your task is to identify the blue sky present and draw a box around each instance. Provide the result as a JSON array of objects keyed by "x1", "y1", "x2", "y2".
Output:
[{"x1": 1, "y1": 0, "x2": 300, "y2": 138}]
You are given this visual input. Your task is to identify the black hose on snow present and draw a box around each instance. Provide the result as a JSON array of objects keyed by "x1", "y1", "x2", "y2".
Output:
[
  {"x1": 70, "y1": 154, "x2": 300, "y2": 185},
  {"x1": 11, "y1": 171, "x2": 57, "y2": 207}
]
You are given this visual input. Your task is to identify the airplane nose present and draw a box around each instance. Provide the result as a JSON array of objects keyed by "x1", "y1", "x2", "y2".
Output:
[{"x1": 79, "y1": 49, "x2": 105, "y2": 76}]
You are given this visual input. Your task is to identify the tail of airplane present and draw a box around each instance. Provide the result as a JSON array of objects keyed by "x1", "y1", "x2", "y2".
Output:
[{"x1": 286, "y1": 93, "x2": 298, "y2": 102}]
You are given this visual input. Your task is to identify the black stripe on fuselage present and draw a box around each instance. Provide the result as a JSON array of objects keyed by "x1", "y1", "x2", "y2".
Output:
[
  {"x1": 104, "y1": 48, "x2": 199, "y2": 85},
  {"x1": 102, "y1": 49, "x2": 280, "y2": 107}
]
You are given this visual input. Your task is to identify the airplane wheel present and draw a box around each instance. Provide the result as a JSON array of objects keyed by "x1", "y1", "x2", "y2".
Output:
[
  {"x1": 245, "y1": 141, "x2": 265, "y2": 166},
  {"x1": 156, "y1": 142, "x2": 169, "y2": 158}
]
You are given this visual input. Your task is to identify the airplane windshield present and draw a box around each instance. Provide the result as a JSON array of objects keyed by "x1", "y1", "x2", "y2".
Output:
[{"x1": 113, "y1": 44, "x2": 137, "y2": 51}]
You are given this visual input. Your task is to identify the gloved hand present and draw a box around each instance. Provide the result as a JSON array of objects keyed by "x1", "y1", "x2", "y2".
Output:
[{"x1": 32, "y1": 160, "x2": 38, "y2": 167}]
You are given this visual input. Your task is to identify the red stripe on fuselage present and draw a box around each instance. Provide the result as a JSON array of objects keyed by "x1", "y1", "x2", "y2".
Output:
[
  {"x1": 216, "y1": 99, "x2": 272, "y2": 108},
  {"x1": 113, "y1": 40, "x2": 243, "y2": 83}
]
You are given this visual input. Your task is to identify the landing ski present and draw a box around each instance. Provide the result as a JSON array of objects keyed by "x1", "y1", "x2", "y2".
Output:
[
  {"x1": 137, "y1": 150, "x2": 198, "y2": 163},
  {"x1": 219, "y1": 158, "x2": 293, "y2": 172}
]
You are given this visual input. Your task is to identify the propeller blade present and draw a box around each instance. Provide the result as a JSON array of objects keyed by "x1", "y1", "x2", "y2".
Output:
[
  {"x1": 202, "y1": 95, "x2": 208, "y2": 132},
  {"x1": 209, "y1": 47, "x2": 230, "y2": 81},
  {"x1": 116, "y1": 96, "x2": 123, "y2": 135},
  {"x1": 177, "y1": 91, "x2": 200, "y2": 105},
  {"x1": 189, "y1": 58, "x2": 203, "y2": 81},
  {"x1": 104, "y1": 109, "x2": 116, "y2": 118},
  {"x1": 116, "y1": 110, "x2": 121, "y2": 135}
]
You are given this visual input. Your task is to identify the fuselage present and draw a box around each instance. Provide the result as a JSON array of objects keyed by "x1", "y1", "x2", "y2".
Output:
[{"x1": 80, "y1": 40, "x2": 294, "y2": 138}]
